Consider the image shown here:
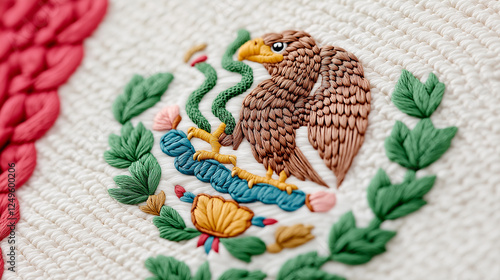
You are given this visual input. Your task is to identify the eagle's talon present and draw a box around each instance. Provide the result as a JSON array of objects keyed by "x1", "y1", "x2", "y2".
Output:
[
  {"x1": 231, "y1": 166, "x2": 298, "y2": 194},
  {"x1": 228, "y1": 155, "x2": 237, "y2": 166},
  {"x1": 187, "y1": 124, "x2": 237, "y2": 165},
  {"x1": 193, "y1": 151, "x2": 200, "y2": 160},
  {"x1": 192, "y1": 150, "x2": 237, "y2": 165}
]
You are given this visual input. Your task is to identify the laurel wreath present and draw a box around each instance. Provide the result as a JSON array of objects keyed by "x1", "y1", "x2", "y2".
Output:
[{"x1": 103, "y1": 30, "x2": 457, "y2": 279}]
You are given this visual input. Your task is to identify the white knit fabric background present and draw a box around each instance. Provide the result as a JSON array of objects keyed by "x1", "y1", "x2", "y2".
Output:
[{"x1": 2, "y1": 0, "x2": 499, "y2": 279}]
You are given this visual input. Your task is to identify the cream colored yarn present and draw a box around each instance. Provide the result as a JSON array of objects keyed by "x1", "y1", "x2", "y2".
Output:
[{"x1": 2, "y1": 0, "x2": 499, "y2": 279}]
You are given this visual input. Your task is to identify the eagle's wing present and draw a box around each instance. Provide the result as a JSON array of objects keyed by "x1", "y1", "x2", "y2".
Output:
[{"x1": 306, "y1": 46, "x2": 371, "y2": 186}]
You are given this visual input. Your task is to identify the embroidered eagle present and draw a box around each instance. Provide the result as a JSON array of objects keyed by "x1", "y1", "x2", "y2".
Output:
[{"x1": 188, "y1": 30, "x2": 370, "y2": 193}]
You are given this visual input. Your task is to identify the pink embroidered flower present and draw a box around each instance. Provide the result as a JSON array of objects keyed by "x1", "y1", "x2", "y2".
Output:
[
  {"x1": 153, "y1": 105, "x2": 181, "y2": 131},
  {"x1": 306, "y1": 191, "x2": 336, "y2": 212}
]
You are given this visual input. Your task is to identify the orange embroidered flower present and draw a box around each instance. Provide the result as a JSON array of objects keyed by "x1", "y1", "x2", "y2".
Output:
[{"x1": 191, "y1": 194, "x2": 254, "y2": 238}]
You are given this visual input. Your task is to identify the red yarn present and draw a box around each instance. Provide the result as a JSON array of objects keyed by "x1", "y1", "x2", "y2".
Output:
[
  {"x1": 0, "y1": 0, "x2": 107, "y2": 275},
  {"x1": 190, "y1": 55, "x2": 208, "y2": 67}
]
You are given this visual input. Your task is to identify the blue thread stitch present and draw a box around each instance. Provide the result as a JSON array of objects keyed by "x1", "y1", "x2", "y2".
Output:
[
  {"x1": 205, "y1": 236, "x2": 214, "y2": 254},
  {"x1": 160, "y1": 130, "x2": 306, "y2": 211},
  {"x1": 251, "y1": 217, "x2": 266, "y2": 227},
  {"x1": 180, "y1": 191, "x2": 196, "y2": 203}
]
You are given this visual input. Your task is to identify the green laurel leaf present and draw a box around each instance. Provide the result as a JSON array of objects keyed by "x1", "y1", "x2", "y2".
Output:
[
  {"x1": 218, "y1": 269, "x2": 266, "y2": 280},
  {"x1": 367, "y1": 169, "x2": 436, "y2": 220},
  {"x1": 104, "y1": 122, "x2": 154, "y2": 168},
  {"x1": 145, "y1": 255, "x2": 191, "y2": 280},
  {"x1": 392, "y1": 70, "x2": 445, "y2": 118},
  {"x1": 108, "y1": 153, "x2": 160, "y2": 204},
  {"x1": 277, "y1": 251, "x2": 344, "y2": 280},
  {"x1": 113, "y1": 73, "x2": 174, "y2": 124},
  {"x1": 153, "y1": 206, "x2": 201, "y2": 242},
  {"x1": 328, "y1": 212, "x2": 396, "y2": 265},
  {"x1": 220, "y1": 236, "x2": 266, "y2": 263},
  {"x1": 293, "y1": 268, "x2": 346, "y2": 280},
  {"x1": 385, "y1": 119, "x2": 457, "y2": 170},
  {"x1": 193, "y1": 262, "x2": 211, "y2": 280}
]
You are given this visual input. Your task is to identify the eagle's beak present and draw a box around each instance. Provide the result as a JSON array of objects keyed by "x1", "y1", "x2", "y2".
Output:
[{"x1": 237, "y1": 38, "x2": 284, "y2": 64}]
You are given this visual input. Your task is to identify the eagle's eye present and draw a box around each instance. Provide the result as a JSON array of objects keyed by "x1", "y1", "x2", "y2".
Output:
[{"x1": 271, "y1": 42, "x2": 287, "y2": 54}]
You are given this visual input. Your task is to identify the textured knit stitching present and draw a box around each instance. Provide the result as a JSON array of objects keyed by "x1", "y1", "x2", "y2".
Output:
[{"x1": 0, "y1": 0, "x2": 107, "y2": 275}]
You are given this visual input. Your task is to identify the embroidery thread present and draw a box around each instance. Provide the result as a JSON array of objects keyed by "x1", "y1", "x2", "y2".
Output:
[
  {"x1": 186, "y1": 30, "x2": 371, "y2": 194},
  {"x1": 212, "y1": 29, "x2": 254, "y2": 135},
  {"x1": 186, "y1": 62, "x2": 217, "y2": 133},
  {"x1": 163, "y1": 187, "x2": 276, "y2": 261},
  {"x1": 153, "y1": 105, "x2": 182, "y2": 131},
  {"x1": 101, "y1": 28, "x2": 457, "y2": 279},
  {"x1": 104, "y1": 73, "x2": 173, "y2": 205},
  {"x1": 267, "y1": 224, "x2": 315, "y2": 253},
  {"x1": 184, "y1": 43, "x2": 208, "y2": 63},
  {"x1": 145, "y1": 256, "x2": 266, "y2": 280},
  {"x1": 274, "y1": 69, "x2": 457, "y2": 279},
  {"x1": 113, "y1": 73, "x2": 174, "y2": 125}
]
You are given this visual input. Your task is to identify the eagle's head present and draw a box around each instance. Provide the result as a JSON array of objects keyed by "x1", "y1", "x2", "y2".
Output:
[{"x1": 237, "y1": 30, "x2": 322, "y2": 82}]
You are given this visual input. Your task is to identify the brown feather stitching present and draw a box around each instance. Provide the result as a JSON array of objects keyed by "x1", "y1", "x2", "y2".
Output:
[
  {"x1": 307, "y1": 46, "x2": 371, "y2": 187},
  {"x1": 232, "y1": 31, "x2": 328, "y2": 186},
  {"x1": 228, "y1": 30, "x2": 370, "y2": 188}
]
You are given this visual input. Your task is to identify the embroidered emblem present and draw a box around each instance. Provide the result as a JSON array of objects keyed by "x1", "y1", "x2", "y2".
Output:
[
  {"x1": 184, "y1": 30, "x2": 371, "y2": 194},
  {"x1": 101, "y1": 27, "x2": 457, "y2": 279},
  {"x1": 162, "y1": 29, "x2": 338, "y2": 212},
  {"x1": 141, "y1": 69, "x2": 457, "y2": 279}
]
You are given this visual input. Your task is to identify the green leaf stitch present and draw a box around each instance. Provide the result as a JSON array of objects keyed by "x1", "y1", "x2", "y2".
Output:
[
  {"x1": 104, "y1": 122, "x2": 154, "y2": 169},
  {"x1": 276, "y1": 252, "x2": 343, "y2": 280},
  {"x1": 108, "y1": 153, "x2": 161, "y2": 204},
  {"x1": 193, "y1": 262, "x2": 211, "y2": 280},
  {"x1": 385, "y1": 119, "x2": 458, "y2": 170},
  {"x1": 392, "y1": 70, "x2": 445, "y2": 118},
  {"x1": 219, "y1": 236, "x2": 266, "y2": 263},
  {"x1": 218, "y1": 269, "x2": 266, "y2": 280},
  {"x1": 113, "y1": 73, "x2": 174, "y2": 124},
  {"x1": 328, "y1": 212, "x2": 396, "y2": 265},
  {"x1": 367, "y1": 169, "x2": 436, "y2": 220},
  {"x1": 145, "y1": 255, "x2": 191, "y2": 280},
  {"x1": 153, "y1": 206, "x2": 201, "y2": 241}
]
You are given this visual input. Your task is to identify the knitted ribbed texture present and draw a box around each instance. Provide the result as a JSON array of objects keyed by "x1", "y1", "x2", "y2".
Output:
[{"x1": 3, "y1": 0, "x2": 499, "y2": 279}]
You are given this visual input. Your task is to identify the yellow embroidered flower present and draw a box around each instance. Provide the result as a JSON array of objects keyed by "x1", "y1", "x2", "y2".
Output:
[{"x1": 191, "y1": 194, "x2": 254, "y2": 238}]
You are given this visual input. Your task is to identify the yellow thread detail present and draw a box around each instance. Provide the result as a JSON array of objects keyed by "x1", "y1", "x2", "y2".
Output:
[
  {"x1": 188, "y1": 123, "x2": 237, "y2": 165},
  {"x1": 238, "y1": 38, "x2": 284, "y2": 64},
  {"x1": 266, "y1": 166, "x2": 273, "y2": 179},
  {"x1": 139, "y1": 191, "x2": 166, "y2": 216},
  {"x1": 184, "y1": 43, "x2": 207, "y2": 63},
  {"x1": 191, "y1": 194, "x2": 253, "y2": 238},
  {"x1": 231, "y1": 166, "x2": 298, "y2": 194},
  {"x1": 267, "y1": 224, "x2": 315, "y2": 253}
]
